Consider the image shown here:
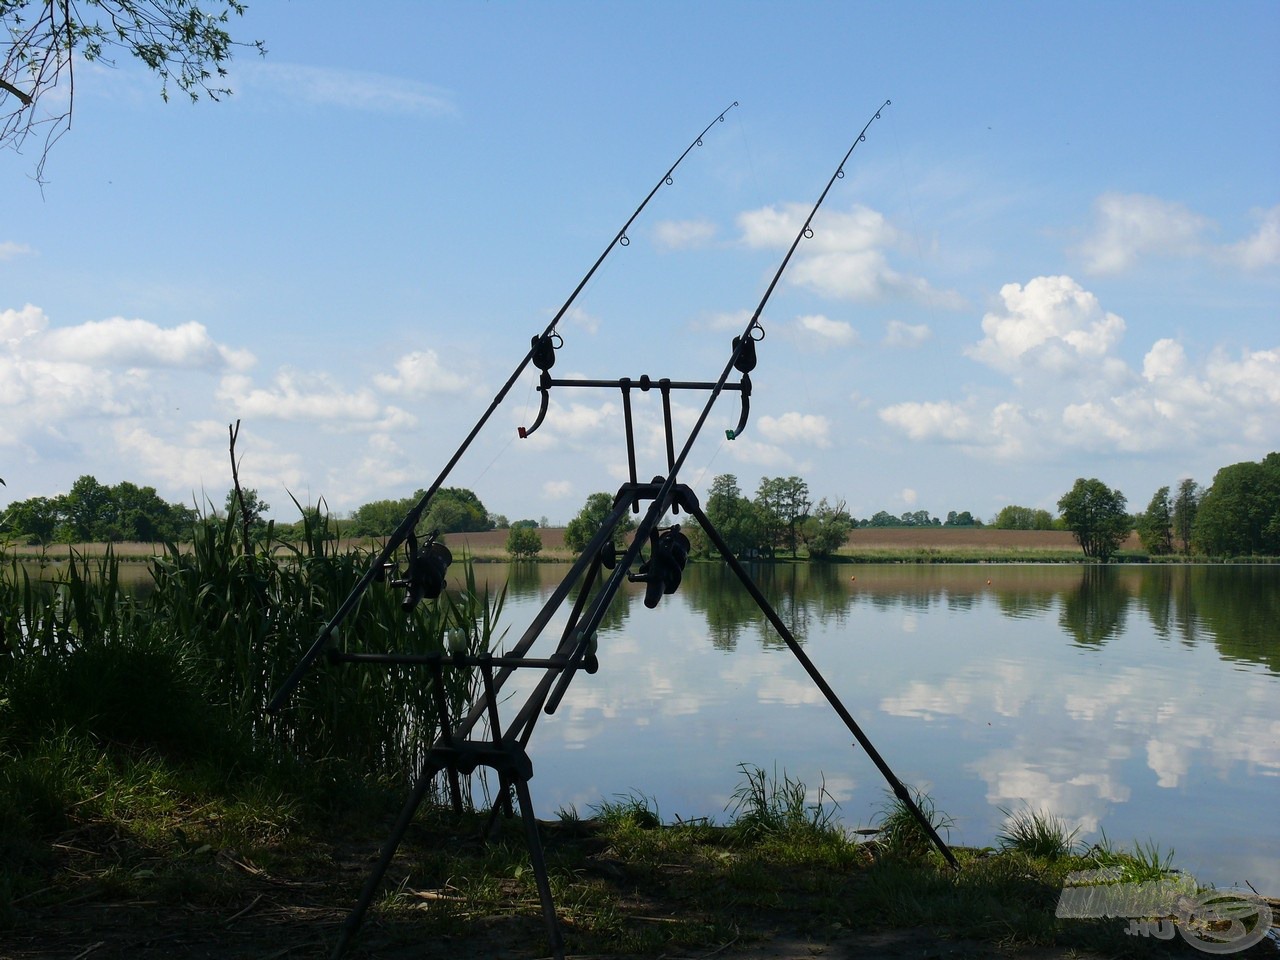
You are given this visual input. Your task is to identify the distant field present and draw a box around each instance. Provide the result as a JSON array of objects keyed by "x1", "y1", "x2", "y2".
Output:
[{"x1": 4, "y1": 526, "x2": 1142, "y2": 562}]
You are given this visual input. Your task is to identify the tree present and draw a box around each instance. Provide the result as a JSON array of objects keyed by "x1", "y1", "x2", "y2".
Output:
[
  {"x1": 423, "y1": 487, "x2": 493, "y2": 534},
  {"x1": 993, "y1": 505, "x2": 1054, "y2": 530},
  {"x1": 0, "y1": 494, "x2": 58, "y2": 544},
  {"x1": 944, "y1": 510, "x2": 980, "y2": 527},
  {"x1": 564, "y1": 492, "x2": 635, "y2": 554},
  {"x1": 347, "y1": 496, "x2": 411, "y2": 538},
  {"x1": 1192, "y1": 453, "x2": 1280, "y2": 556},
  {"x1": 703, "y1": 474, "x2": 758, "y2": 558},
  {"x1": 755, "y1": 475, "x2": 811, "y2": 557},
  {"x1": 224, "y1": 485, "x2": 268, "y2": 527},
  {"x1": 801, "y1": 498, "x2": 853, "y2": 559},
  {"x1": 505, "y1": 525, "x2": 542, "y2": 560},
  {"x1": 57, "y1": 474, "x2": 111, "y2": 541},
  {"x1": 1136, "y1": 486, "x2": 1174, "y2": 555},
  {"x1": 1057, "y1": 478, "x2": 1131, "y2": 561},
  {"x1": 2, "y1": 0, "x2": 263, "y2": 182},
  {"x1": 1172, "y1": 478, "x2": 1201, "y2": 555}
]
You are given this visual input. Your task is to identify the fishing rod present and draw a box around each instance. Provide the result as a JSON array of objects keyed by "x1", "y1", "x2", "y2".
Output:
[
  {"x1": 540, "y1": 100, "x2": 895, "y2": 647},
  {"x1": 267, "y1": 100, "x2": 738, "y2": 713},
  {"x1": 524, "y1": 96, "x2": 955, "y2": 869}
]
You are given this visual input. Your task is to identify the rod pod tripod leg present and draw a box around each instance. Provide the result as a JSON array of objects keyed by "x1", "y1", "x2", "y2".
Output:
[{"x1": 684, "y1": 499, "x2": 960, "y2": 870}]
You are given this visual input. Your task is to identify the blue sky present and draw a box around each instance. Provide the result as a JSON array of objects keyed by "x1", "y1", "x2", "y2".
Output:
[{"x1": 3, "y1": 1, "x2": 1278, "y2": 526}]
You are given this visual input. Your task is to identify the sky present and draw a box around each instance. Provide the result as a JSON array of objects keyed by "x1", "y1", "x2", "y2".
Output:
[{"x1": 3, "y1": 0, "x2": 1278, "y2": 527}]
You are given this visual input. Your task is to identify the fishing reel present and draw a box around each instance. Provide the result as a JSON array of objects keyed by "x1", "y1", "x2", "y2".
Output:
[
  {"x1": 379, "y1": 528, "x2": 453, "y2": 611},
  {"x1": 630, "y1": 524, "x2": 691, "y2": 609}
]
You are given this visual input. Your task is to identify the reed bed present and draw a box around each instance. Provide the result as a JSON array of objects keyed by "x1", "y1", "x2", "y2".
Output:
[{"x1": 0, "y1": 509, "x2": 505, "y2": 809}]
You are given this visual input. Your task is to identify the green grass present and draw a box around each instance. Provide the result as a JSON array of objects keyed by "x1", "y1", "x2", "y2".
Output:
[{"x1": 997, "y1": 806, "x2": 1081, "y2": 859}]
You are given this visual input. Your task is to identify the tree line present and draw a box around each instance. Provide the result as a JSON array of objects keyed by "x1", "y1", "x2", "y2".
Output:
[{"x1": 5, "y1": 452, "x2": 1277, "y2": 560}]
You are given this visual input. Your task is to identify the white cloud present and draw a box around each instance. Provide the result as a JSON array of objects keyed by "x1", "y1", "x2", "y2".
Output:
[
  {"x1": 219, "y1": 370, "x2": 408, "y2": 427},
  {"x1": 696, "y1": 309, "x2": 753, "y2": 333},
  {"x1": 792, "y1": 313, "x2": 856, "y2": 346},
  {"x1": 373, "y1": 349, "x2": 469, "y2": 396},
  {"x1": 883, "y1": 319, "x2": 931, "y2": 348},
  {"x1": 966, "y1": 275, "x2": 1126, "y2": 378},
  {"x1": 736, "y1": 202, "x2": 960, "y2": 305},
  {"x1": 0, "y1": 241, "x2": 32, "y2": 260},
  {"x1": 40, "y1": 317, "x2": 255, "y2": 370},
  {"x1": 881, "y1": 273, "x2": 1280, "y2": 459},
  {"x1": 1222, "y1": 204, "x2": 1280, "y2": 270},
  {"x1": 878, "y1": 400, "x2": 972, "y2": 442},
  {"x1": 1076, "y1": 193, "x2": 1211, "y2": 274},
  {"x1": 112, "y1": 420, "x2": 241, "y2": 498},
  {"x1": 1, "y1": 303, "x2": 48, "y2": 346},
  {"x1": 757, "y1": 411, "x2": 831, "y2": 448},
  {"x1": 900, "y1": 487, "x2": 918, "y2": 506},
  {"x1": 652, "y1": 218, "x2": 717, "y2": 251}
]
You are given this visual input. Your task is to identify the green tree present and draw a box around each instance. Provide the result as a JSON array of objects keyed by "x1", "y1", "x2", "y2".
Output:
[
  {"x1": 1057, "y1": 478, "x2": 1131, "y2": 561},
  {"x1": 1136, "y1": 486, "x2": 1174, "y2": 555},
  {"x1": 2, "y1": 1, "x2": 263, "y2": 182},
  {"x1": 1172, "y1": 478, "x2": 1201, "y2": 555},
  {"x1": 755, "y1": 476, "x2": 811, "y2": 558},
  {"x1": 993, "y1": 505, "x2": 1054, "y2": 530},
  {"x1": 944, "y1": 510, "x2": 980, "y2": 527},
  {"x1": 505, "y1": 525, "x2": 542, "y2": 559},
  {"x1": 224, "y1": 486, "x2": 269, "y2": 530},
  {"x1": 1192, "y1": 453, "x2": 1280, "y2": 556},
  {"x1": 801, "y1": 498, "x2": 852, "y2": 558},
  {"x1": 347, "y1": 495, "x2": 413, "y2": 537},
  {"x1": 60, "y1": 475, "x2": 112, "y2": 541},
  {"x1": 423, "y1": 487, "x2": 493, "y2": 534},
  {"x1": 703, "y1": 474, "x2": 758, "y2": 558},
  {"x1": 564, "y1": 492, "x2": 635, "y2": 554},
  {"x1": 0, "y1": 494, "x2": 59, "y2": 544}
]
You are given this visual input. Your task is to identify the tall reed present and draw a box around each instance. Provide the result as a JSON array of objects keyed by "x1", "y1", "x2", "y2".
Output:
[{"x1": 1, "y1": 506, "x2": 506, "y2": 796}]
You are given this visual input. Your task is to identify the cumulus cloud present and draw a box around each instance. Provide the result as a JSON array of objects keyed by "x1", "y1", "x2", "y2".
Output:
[
  {"x1": 219, "y1": 370, "x2": 414, "y2": 429},
  {"x1": 757, "y1": 412, "x2": 831, "y2": 448},
  {"x1": 966, "y1": 275, "x2": 1126, "y2": 378},
  {"x1": 879, "y1": 275, "x2": 1280, "y2": 460},
  {"x1": 1222, "y1": 204, "x2": 1280, "y2": 270},
  {"x1": 373, "y1": 349, "x2": 469, "y2": 396},
  {"x1": 1, "y1": 306, "x2": 257, "y2": 440},
  {"x1": 1076, "y1": 193, "x2": 1211, "y2": 274},
  {"x1": 736, "y1": 202, "x2": 960, "y2": 305},
  {"x1": 652, "y1": 218, "x2": 717, "y2": 251},
  {"x1": 40, "y1": 317, "x2": 255, "y2": 370},
  {"x1": 879, "y1": 400, "x2": 972, "y2": 442},
  {"x1": 1, "y1": 303, "x2": 48, "y2": 346},
  {"x1": 791, "y1": 314, "x2": 856, "y2": 346},
  {"x1": 883, "y1": 319, "x2": 931, "y2": 348}
]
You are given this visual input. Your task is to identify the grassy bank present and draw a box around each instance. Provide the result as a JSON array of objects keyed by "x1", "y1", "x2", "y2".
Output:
[
  {"x1": 3, "y1": 535, "x2": 1275, "y2": 957},
  {"x1": 3, "y1": 748, "x2": 1275, "y2": 958}
]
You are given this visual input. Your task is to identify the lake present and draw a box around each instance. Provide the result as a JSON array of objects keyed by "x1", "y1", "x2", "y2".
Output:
[{"x1": 471, "y1": 562, "x2": 1279, "y2": 894}]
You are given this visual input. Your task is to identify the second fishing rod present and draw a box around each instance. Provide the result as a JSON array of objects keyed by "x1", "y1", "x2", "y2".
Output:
[{"x1": 267, "y1": 101, "x2": 739, "y2": 713}]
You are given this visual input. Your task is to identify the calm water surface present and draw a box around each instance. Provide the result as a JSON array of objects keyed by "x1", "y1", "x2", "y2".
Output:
[{"x1": 473, "y1": 563, "x2": 1278, "y2": 893}]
